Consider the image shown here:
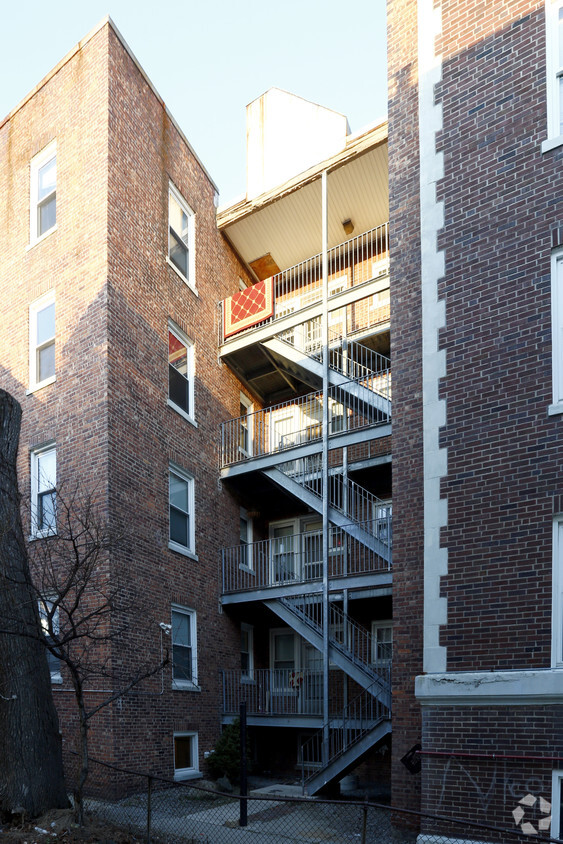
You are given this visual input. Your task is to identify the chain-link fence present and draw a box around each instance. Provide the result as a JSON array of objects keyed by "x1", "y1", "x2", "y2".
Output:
[{"x1": 59, "y1": 756, "x2": 563, "y2": 844}]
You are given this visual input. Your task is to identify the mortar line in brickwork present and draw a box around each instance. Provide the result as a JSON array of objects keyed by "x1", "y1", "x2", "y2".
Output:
[{"x1": 418, "y1": 749, "x2": 563, "y2": 763}]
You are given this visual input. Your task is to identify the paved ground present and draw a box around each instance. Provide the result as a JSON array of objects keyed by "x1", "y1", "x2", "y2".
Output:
[{"x1": 85, "y1": 784, "x2": 417, "y2": 844}]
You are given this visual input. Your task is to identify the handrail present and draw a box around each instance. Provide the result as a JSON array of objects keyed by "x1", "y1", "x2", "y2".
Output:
[
  {"x1": 299, "y1": 677, "x2": 391, "y2": 790},
  {"x1": 219, "y1": 223, "x2": 389, "y2": 344},
  {"x1": 219, "y1": 372, "x2": 391, "y2": 468},
  {"x1": 279, "y1": 595, "x2": 384, "y2": 683},
  {"x1": 277, "y1": 456, "x2": 393, "y2": 530},
  {"x1": 221, "y1": 517, "x2": 391, "y2": 595}
]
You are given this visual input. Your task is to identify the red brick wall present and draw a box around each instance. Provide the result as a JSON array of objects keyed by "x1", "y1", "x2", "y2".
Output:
[
  {"x1": 437, "y1": 0, "x2": 557, "y2": 672},
  {"x1": 422, "y1": 706, "x2": 562, "y2": 833},
  {"x1": 387, "y1": 0, "x2": 424, "y2": 818},
  {"x1": 0, "y1": 20, "x2": 254, "y2": 783},
  {"x1": 104, "y1": 25, "x2": 253, "y2": 777}
]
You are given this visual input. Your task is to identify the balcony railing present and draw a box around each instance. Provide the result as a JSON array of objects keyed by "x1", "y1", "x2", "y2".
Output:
[
  {"x1": 221, "y1": 518, "x2": 391, "y2": 595},
  {"x1": 222, "y1": 668, "x2": 325, "y2": 717},
  {"x1": 220, "y1": 372, "x2": 391, "y2": 469},
  {"x1": 220, "y1": 223, "x2": 389, "y2": 344}
]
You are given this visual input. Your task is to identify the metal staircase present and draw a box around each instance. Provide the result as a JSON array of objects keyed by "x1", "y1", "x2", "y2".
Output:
[
  {"x1": 299, "y1": 682, "x2": 392, "y2": 796},
  {"x1": 262, "y1": 326, "x2": 392, "y2": 419},
  {"x1": 264, "y1": 457, "x2": 392, "y2": 563},
  {"x1": 219, "y1": 317, "x2": 393, "y2": 793},
  {"x1": 264, "y1": 595, "x2": 390, "y2": 705}
]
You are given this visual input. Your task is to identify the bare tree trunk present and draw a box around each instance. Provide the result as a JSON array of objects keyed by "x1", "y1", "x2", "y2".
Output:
[
  {"x1": 68, "y1": 666, "x2": 88, "y2": 826},
  {"x1": 0, "y1": 390, "x2": 68, "y2": 817}
]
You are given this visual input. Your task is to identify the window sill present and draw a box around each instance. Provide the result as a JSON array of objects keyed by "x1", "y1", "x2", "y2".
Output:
[
  {"x1": 29, "y1": 529, "x2": 57, "y2": 542},
  {"x1": 26, "y1": 225, "x2": 58, "y2": 251},
  {"x1": 166, "y1": 256, "x2": 198, "y2": 296},
  {"x1": 27, "y1": 375, "x2": 56, "y2": 395},
  {"x1": 167, "y1": 399, "x2": 198, "y2": 428},
  {"x1": 174, "y1": 770, "x2": 201, "y2": 782},
  {"x1": 548, "y1": 402, "x2": 563, "y2": 416},
  {"x1": 172, "y1": 681, "x2": 201, "y2": 692},
  {"x1": 541, "y1": 134, "x2": 563, "y2": 153},
  {"x1": 168, "y1": 541, "x2": 198, "y2": 561}
]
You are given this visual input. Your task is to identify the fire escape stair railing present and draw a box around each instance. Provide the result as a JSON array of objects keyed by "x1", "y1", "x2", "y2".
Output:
[
  {"x1": 261, "y1": 334, "x2": 392, "y2": 421},
  {"x1": 302, "y1": 716, "x2": 392, "y2": 796},
  {"x1": 263, "y1": 461, "x2": 392, "y2": 564},
  {"x1": 264, "y1": 596, "x2": 391, "y2": 708}
]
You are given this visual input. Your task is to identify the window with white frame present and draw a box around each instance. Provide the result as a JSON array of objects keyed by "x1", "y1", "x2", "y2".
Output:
[
  {"x1": 173, "y1": 732, "x2": 199, "y2": 780},
  {"x1": 552, "y1": 250, "x2": 563, "y2": 410},
  {"x1": 168, "y1": 183, "x2": 195, "y2": 288},
  {"x1": 546, "y1": 0, "x2": 563, "y2": 141},
  {"x1": 168, "y1": 321, "x2": 195, "y2": 422},
  {"x1": 171, "y1": 605, "x2": 197, "y2": 688},
  {"x1": 241, "y1": 623, "x2": 254, "y2": 679},
  {"x1": 169, "y1": 465, "x2": 195, "y2": 555},
  {"x1": 240, "y1": 507, "x2": 253, "y2": 569},
  {"x1": 38, "y1": 598, "x2": 62, "y2": 682},
  {"x1": 29, "y1": 291, "x2": 55, "y2": 390},
  {"x1": 30, "y1": 142, "x2": 56, "y2": 243},
  {"x1": 371, "y1": 620, "x2": 393, "y2": 668},
  {"x1": 552, "y1": 769, "x2": 563, "y2": 839},
  {"x1": 31, "y1": 445, "x2": 56, "y2": 536},
  {"x1": 553, "y1": 517, "x2": 563, "y2": 667},
  {"x1": 239, "y1": 394, "x2": 253, "y2": 457}
]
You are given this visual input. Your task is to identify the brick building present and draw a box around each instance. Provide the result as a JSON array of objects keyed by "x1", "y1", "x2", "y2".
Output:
[
  {"x1": 0, "y1": 18, "x2": 251, "y2": 781},
  {"x1": 0, "y1": 18, "x2": 394, "y2": 793},
  {"x1": 388, "y1": 0, "x2": 563, "y2": 837},
  {"x1": 5, "y1": 2, "x2": 561, "y2": 833}
]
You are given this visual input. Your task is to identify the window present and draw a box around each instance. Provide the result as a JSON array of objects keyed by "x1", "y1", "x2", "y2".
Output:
[
  {"x1": 31, "y1": 445, "x2": 56, "y2": 536},
  {"x1": 30, "y1": 142, "x2": 56, "y2": 243},
  {"x1": 371, "y1": 621, "x2": 393, "y2": 668},
  {"x1": 241, "y1": 623, "x2": 254, "y2": 679},
  {"x1": 168, "y1": 183, "x2": 195, "y2": 288},
  {"x1": 552, "y1": 770, "x2": 563, "y2": 839},
  {"x1": 546, "y1": 0, "x2": 563, "y2": 141},
  {"x1": 169, "y1": 465, "x2": 195, "y2": 555},
  {"x1": 240, "y1": 508, "x2": 253, "y2": 569},
  {"x1": 551, "y1": 250, "x2": 563, "y2": 411},
  {"x1": 168, "y1": 321, "x2": 195, "y2": 422},
  {"x1": 171, "y1": 606, "x2": 197, "y2": 688},
  {"x1": 29, "y1": 291, "x2": 55, "y2": 390},
  {"x1": 553, "y1": 516, "x2": 563, "y2": 667},
  {"x1": 239, "y1": 394, "x2": 253, "y2": 457},
  {"x1": 173, "y1": 732, "x2": 199, "y2": 780},
  {"x1": 38, "y1": 598, "x2": 62, "y2": 682}
]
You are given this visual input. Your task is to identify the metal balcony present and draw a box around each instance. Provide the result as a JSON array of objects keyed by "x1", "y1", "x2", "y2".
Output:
[
  {"x1": 221, "y1": 518, "x2": 391, "y2": 599},
  {"x1": 220, "y1": 224, "x2": 390, "y2": 346},
  {"x1": 220, "y1": 372, "x2": 391, "y2": 471}
]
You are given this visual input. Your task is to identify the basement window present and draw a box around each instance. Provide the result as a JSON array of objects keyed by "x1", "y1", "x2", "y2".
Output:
[{"x1": 173, "y1": 732, "x2": 199, "y2": 780}]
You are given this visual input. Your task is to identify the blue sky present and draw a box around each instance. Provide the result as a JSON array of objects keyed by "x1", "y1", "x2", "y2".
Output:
[{"x1": 0, "y1": 0, "x2": 387, "y2": 203}]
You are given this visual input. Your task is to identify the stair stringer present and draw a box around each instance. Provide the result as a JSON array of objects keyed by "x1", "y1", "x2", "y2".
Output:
[
  {"x1": 304, "y1": 719, "x2": 392, "y2": 796},
  {"x1": 262, "y1": 337, "x2": 391, "y2": 419},
  {"x1": 263, "y1": 467, "x2": 391, "y2": 562},
  {"x1": 264, "y1": 598, "x2": 390, "y2": 707}
]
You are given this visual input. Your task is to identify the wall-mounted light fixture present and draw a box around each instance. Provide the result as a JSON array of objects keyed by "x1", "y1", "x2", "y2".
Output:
[{"x1": 342, "y1": 219, "x2": 354, "y2": 236}]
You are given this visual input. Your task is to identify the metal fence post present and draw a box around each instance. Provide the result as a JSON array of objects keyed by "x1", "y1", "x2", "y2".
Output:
[
  {"x1": 239, "y1": 701, "x2": 248, "y2": 827},
  {"x1": 361, "y1": 798, "x2": 368, "y2": 844},
  {"x1": 146, "y1": 775, "x2": 152, "y2": 844}
]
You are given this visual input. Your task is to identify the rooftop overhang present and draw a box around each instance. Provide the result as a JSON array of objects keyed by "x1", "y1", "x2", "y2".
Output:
[{"x1": 217, "y1": 122, "x2": 388, "y2": 278}]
